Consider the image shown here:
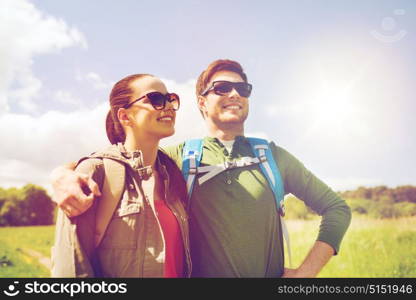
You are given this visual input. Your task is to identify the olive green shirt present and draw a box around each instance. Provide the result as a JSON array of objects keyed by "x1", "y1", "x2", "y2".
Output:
[{"x1": 164, "y1": 136, "x2": 351, "y2": 278}]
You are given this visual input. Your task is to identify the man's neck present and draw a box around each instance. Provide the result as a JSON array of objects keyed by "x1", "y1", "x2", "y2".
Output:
[{"x1": 207, "y1": 122, "x2": 244, "y2": 141}]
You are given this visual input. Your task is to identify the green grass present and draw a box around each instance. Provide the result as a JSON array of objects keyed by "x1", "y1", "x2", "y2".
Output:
[
  {"x1": 285, "y1": 216, "x2": 416, "y2": 277},
  {"x1": 0, "y1": 243, "x2": 48, "y2": 277},
  {"x1": 1, "y1": 217, "x2": 415, "y2": 277},
  {"x1": 0, "y1": 225, "x2": 54, "y2": 278}
]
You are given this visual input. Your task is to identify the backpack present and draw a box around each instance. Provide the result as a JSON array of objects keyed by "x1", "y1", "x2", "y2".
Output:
[
  {"x1": 181, "y1": 137, "x2": 292, "y2": 267},
  {"x1": 51, "y1": 156, "x2": 126, "y2": 277},
  {"x1": 90, "y1": 157, "x2": 126, "y2": 248}
]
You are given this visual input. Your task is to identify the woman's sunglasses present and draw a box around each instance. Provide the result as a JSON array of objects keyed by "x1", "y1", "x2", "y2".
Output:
[
  {"x1": 201, "y1": 80, "x2": 252, "y2": 98},
  {"x1": 124, "y1": 92, "x2": 180, "y2": 111}
]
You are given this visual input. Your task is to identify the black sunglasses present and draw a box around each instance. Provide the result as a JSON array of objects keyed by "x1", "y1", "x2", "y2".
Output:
[
  {"x1": 124, "y1": 92, "x2": 180, "y2": 110},
  {"x1": 201, "y1": 80, "x2": 252, "y2": 98}
]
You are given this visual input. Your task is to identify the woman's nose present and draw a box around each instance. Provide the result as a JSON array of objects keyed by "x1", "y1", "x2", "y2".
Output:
[{"x1": 164, "y1": 99, "x2": 175, "y2": 110}]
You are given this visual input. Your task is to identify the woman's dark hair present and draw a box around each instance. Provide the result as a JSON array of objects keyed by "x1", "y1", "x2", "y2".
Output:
[
  {"x1": 158, "y1": 150, "x2": 189, "y2": 208},
  {"x1": 106, "y1": 74, "x2": 153, "y2": 144}
]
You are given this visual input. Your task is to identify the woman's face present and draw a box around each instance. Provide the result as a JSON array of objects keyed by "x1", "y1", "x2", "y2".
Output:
[{"x1": 124, "y1": 76, "x2": 176, "y2": 140}]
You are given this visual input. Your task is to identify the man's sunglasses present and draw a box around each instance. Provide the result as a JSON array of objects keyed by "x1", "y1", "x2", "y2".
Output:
[
  {"x1": 201, "y1": 81, "x2": 252, "y2": 98},
  {"x1": 124, "y1": 92, "x2": 180, "y2": 110}
]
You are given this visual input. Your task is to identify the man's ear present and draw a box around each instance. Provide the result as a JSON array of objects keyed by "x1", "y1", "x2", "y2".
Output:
[
  {"x1": 117, "y1": 108, "x2": 130, "y2": 126},
  {"x1": 198, "y1": 96, "x2": 207, "y2": 114}
]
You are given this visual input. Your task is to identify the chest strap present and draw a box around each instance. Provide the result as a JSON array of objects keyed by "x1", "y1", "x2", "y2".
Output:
[
  {"x1": 182, "y1": 137, "x2": 292, "y2": 268},
  {"x1": 197, "y1": 156, "x2": 263, "y2": 185}
]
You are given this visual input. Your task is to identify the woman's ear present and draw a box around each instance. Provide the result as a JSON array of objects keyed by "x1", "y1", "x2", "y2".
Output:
[{"x1": 117, "y1": 108, "x2": 131, "y2": 126}]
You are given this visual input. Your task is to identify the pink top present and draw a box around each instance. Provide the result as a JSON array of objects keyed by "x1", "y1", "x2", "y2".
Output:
[{"x1": 154, "y1": 199, "x2": 184, "y2": 278}]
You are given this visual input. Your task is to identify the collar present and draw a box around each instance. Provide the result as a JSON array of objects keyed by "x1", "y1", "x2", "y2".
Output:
[
  {"x1": 117, "y1": 143, "x2": 143, "y2": 160},
  {"x1": 117, "y1": 143, "x2": 168, "y2": 180}
]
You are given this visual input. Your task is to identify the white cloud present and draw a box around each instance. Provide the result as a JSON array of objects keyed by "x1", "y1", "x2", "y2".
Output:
[
  {"x1": 160, "y1": 78, "x2": 207, "y2": 146},
  {"x1": 325, "y1": 177, "x2": 384, "y2": 192},
  {"x1": 0, "y1": 76, "x2": 207, "y2": 189},
  {"x1": 245, "y1": 131, "x2": 270, "y2": 140},
  {"x1": 54, "y1": 90, "x2": 82, "y2": 107},
  {"x1": 0, "y1": 103, "x2": 108, "y2": 189},
  {"x1": 76, "y1": 71, "x2": 114, "y2": 90},
  {"x1": 0, "y1": 159, "x2": 48, "y2": 188},
  {"x1": 8, "y1": 71, "x2": 42, "y2": 112},
  {"x1": 0, "y1": 0, "x2": 87, "y2": 113}
]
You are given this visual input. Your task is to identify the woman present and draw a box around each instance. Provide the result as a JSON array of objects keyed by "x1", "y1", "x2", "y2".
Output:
[{"x1": 51, "y1": 74, "x2": 191, "y2": 277}]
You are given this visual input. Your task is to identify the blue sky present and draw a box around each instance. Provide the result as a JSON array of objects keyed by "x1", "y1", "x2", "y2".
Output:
[{"x1": 1, "y1": 0, "x2": 415, "y2": 191}]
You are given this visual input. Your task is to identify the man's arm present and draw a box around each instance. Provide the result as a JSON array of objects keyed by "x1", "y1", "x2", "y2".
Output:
[
  {"x1": 282, "y1": 241, "x2": 334, "y2": 277},
  {"x1": 50, "y1": 162, "x2": 101, "y2": 217},
  {"x1": 271, "y1": 143, "x2": 352, "y2": 277}
]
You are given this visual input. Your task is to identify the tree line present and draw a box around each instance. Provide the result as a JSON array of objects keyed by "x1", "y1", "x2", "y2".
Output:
[
  {"x1": 0, "y1": 185, "x2": 55, "y2": 226},
  {"x1": 284, "y1": 185, "x2": 416, "y2": 220},
  {"x1": 338, "y1": 185, "x2": 416, "y2": 219},
  {"x1": 339, "y1": 185, "x2": 416, "y2": 203},
  {"x1": 1, "y1": 184, "x2": 415, "y2": 225}
]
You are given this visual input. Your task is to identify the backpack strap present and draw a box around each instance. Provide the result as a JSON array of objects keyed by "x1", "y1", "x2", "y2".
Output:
[
  {"x1": 181, "y1": 137, "x2": 292, "y2": 267},
  {"x1": 247, "y1": 137, "x2": 292, "y2": 268},
  {"x1": 197, "y1": 156, "x2": 261, "y2": 185},
  {"x1": 182, "y1": 139, "x2": 203, "y2": 196},
  {"x1": 94, "y1": 158, "x2": 126, "y2": 248},
  {"x1": 247, "y1": 137, "x2": 285, "y2": 215},
  {"x1": 181, "y1": 137, "x2": 286, "y2": 210}
]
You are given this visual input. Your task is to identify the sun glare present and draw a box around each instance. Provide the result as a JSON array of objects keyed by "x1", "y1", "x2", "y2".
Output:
[
  {"x1": 298, "y1": 57, "x2": 376, "y2": 140},
  {"x1": 311, "y1": 86, "x2": 356, "y2": 128}
]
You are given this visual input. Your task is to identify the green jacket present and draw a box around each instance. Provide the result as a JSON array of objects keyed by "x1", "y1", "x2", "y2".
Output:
[
  {"x1": 164, "y1": 136, "x2": 352, "y2": 277},
  {"x1": 51, "y1": 144, "x2": 191, "y2": 277}
]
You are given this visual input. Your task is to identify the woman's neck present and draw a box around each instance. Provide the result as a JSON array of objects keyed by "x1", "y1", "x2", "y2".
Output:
[{"x1": 123, "y1": 135, "x2": 159, "y2": 167}]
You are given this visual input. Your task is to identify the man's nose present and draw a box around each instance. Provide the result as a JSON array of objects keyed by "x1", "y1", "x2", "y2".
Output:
[{"x1": 228, "y1": 87, "x2": 240, "y2": 98}]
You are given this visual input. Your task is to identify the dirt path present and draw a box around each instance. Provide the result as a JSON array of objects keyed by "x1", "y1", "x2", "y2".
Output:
[{"x1": 18, "y1": 248, "x2": 51, "y2": 270}]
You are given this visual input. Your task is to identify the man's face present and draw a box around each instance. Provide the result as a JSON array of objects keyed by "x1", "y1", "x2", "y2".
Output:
[{"x1": 198, "y1": 70, "x2": 249, "y2": 126}]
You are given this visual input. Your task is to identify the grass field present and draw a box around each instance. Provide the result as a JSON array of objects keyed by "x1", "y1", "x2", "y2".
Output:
[
  {"x1": 0, "y1": 225, "x2": 54, "y2": 277},
  {"x1": 0, "y1": 216, "x2": 415, "y2": 277},
  {"x1": 286, "y1": 216, "x2": 416, "y2": 277}
]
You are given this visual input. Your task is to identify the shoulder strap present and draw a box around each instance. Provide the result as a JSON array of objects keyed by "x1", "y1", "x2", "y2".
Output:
[
  {"x1": 247, "y1": 137, "x2": 285, "y2": 214},
  {"x1": 94, "y1": 158, "x2": 126, "y2": 248},
  {"x1": 247, "y1": 137, "x2": 292, "y2": 267},
  {"x1": 181, "y1": 139, "x2": 203, "y2": 196}
]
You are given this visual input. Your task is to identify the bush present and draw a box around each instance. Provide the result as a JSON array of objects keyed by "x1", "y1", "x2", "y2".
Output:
[
  {"x1": 393, "y1": 202, "x2": 416, "y2": 217},
  {"x1": 0, "y1": 185, "x2": 55, "y2": 226},
  {"x1": 369, "y1": 204, "x2": 400, "y2": 219},
  {"x1": 368, "y1": 202, "x2": 416, "y2": 219},
  {"x1": 283, "y1": 195, "x2": 316, "y2": 220},
  {"x1": 340, "y1": 185, "x2": 416, "y2": 203},
  {"x1": 346, "y1": 198, "x2": 372, "y2": 215}
]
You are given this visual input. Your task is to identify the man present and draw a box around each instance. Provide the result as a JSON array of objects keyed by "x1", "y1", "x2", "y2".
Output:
[{"x1": 51, "y1": 59, "x2": 351, "y2": 278}]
